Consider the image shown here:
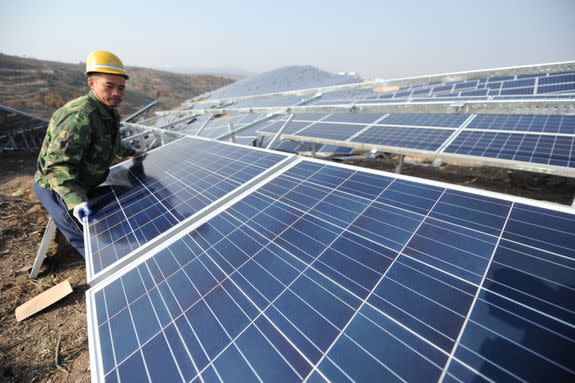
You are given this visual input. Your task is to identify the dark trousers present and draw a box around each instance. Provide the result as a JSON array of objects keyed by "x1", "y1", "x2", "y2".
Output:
[{"x1": 34, "y1": 183, "x2": 85, "y2": 257}]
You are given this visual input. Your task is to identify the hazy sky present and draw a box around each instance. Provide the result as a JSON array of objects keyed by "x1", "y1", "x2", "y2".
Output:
[{"x1": 1, "y1": 0, "x2": 574, "y2": 79}]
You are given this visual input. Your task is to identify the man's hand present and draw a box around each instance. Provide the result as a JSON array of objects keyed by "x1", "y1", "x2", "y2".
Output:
[
  {"x1": 132, "y1": 149, "x2": 145, "y2": 158},
  {"x1": 73, "y1": 202, "x2": 92, "y2": 223}
]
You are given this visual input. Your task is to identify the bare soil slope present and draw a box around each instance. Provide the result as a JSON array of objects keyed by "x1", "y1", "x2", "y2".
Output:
[{"x1": 0, "y1": 53, "x2": 234, "y2": 120}]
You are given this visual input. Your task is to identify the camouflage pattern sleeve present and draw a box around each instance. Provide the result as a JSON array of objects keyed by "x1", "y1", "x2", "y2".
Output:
[{"x1": 42, "y1": 111, "x2": 91, "y2": 209}]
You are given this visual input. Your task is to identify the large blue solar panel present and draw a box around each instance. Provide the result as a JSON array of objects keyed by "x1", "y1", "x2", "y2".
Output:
[
  {"x1": 539, "y1": 73, "x2": 575, "y2": 85},
  {"x1": 352, "y1": 126, "x2": 456, "y2": 151},
  {"x1": 467, "y1": 115, "x2": 575, "y2": 134},
  {"x1": 443, "y1": 131, "x2": 575, "y2": 167},
  {"x1": 538, "y1": 82, "x2": 575, "y2": 94},
  {"x1": 258, "y1": 120, "x2": 314, "y2": 135},
  {"x1": 86, "y1": 137, "x2": 291, "y2": 282},
  {"x1": 294, "y1": 122, "x2": 368, "y2": 141},
  {"x1": 87, "y1": 159, "x2": 575, "y2": 382}
]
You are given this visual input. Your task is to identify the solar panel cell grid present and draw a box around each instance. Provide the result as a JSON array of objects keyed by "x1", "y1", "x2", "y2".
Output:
[
  {"x1": 538, "y1": 83, "x2": 575, "y2": 93},
  {"x1": 258, "y1": 120, "x2": 313, "y2": 134},
  {"x1": 444, "y1": 131, "x2": 575, "y2": 167},
  {"x1": 501, "y1": 78, "x2": 535, "y2": 88},
  {"x1": 466, "y1": 115, "x2": 575, "y2": 134},
  {"x1": 539, "y1": 73, "x2": 575, "y2": 85},
  {"x1": 499, "y1": 87, "x2": 534, "y2": 95},
  {"x1": 88, "y1": 159, "x2": 575, "y2": 382},
  {"x1": 460, "y1": 89, "x2": 489, "y2": 97},
  {"x1": 353, "y1": 126, "x2": 455, "y2": 151},
  {"x1": 87, "y1": 137, "x2": 289, "y2": 281},
  {"x1": 294, "y1": 122, "x2": 367, "y2": 141},
  {"x1": 454, "y1": 81, "x2": 478, "y2": 90},
  {"x1": 380, "y1": 114, "x2": 469, "y2": 128}
]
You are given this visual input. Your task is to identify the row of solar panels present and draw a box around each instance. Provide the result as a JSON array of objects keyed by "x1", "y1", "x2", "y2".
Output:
[
  {"x1": 306, "y1": 70, "x2": 575, "y2": 103},
  {"x1": 124, "y1": 62, "x2": 575, "y2": 178},
  {"x1": 255, "y1": 113, "x2": 575, "y2": 175},
  {"x1": 191, "y1": 61, "x2": 575, "y2": 106},
  {"x1": 129, "y1": 109, "x2": 575, "y2": 176},
  {"x1": 86, "y1": 136, "x2": 575, "y2": 382},
  {"x1": 137, "y1": 66, "x2": 575, "y2": 137}
]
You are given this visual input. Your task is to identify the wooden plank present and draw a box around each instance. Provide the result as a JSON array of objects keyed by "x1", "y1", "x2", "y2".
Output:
[{"x1": 15, "y1": 280, "x2": 73, "y2": 322}]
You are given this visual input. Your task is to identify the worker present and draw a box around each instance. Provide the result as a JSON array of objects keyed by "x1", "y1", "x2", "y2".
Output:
[{"x1": 34, "y1": 50, "x2": 141, "y2": 257}]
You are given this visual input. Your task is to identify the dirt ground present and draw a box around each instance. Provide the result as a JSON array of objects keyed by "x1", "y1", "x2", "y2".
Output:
[
  {"x1": 0, "y1": 152, "x2": 90, "y2": 383},
  {"x1": 0, "y1": 151, "x2": 573, "y2": 383}
]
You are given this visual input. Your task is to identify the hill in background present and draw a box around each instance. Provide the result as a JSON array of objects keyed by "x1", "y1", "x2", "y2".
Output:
[{"x1": 0, "y1": 53, "x2": 234, "y2": 121}]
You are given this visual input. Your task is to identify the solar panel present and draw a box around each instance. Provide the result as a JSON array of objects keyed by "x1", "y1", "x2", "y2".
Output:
[
  {"x1": 85, "y1": 136, "x2": 293, "y2": 283},
  {"x1": 380, "y1": 114, "x2": 469, "y2": 128},
  {"x1": 352, "y1": 126, "x2": 456, "y2": 151},
  {"x1": 293, "y1": 122, "x2": 368, "y2": 141},
  {"x1": 258, "y1": 119, "x2": 315, "y2": 135},
  {"x1": 87, "y1": 158, "x2": 575, "y2": 382},
  {"x1": 466, "y1": 115, "x2": 575, "y2": 133},
  {"x1": 443, "y1": 131, "x2": 575, "y2": 167}
]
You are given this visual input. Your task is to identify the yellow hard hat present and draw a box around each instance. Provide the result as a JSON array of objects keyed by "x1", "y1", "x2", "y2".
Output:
[{"x1": 85, "y1": 50, "x2": 129, "y2": 79}]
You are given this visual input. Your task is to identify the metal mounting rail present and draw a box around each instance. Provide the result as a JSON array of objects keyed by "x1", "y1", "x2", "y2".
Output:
[
  {"x1": 122, "y1": 122, "x2": 189, "y2": 138},
  {"x1": 122, "y1": 100, "x2": 158, "y2": 123},
  {"x1": 183, "y1": 99, "x2": 575, "y2": 117}
]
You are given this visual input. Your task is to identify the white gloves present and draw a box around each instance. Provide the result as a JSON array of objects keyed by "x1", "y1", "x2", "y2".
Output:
[{"x1": 73, "y1": 202, "x2": 92, "y2": 223}]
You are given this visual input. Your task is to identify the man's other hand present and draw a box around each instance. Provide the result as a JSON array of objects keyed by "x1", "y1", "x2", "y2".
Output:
[{"x1": 73, "y1": 202, "x2": 92, "y2": 223}]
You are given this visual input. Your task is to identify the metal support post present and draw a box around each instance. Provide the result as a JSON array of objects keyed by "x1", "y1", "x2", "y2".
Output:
[
  {"x1": 266, "y1": 114, "x2": 294, "y2": 149},
  {"x1": 311, "y1": 143, "x2": 318, "y2": 158},
  {"x1": 30, "y1": 218, "x2": 57, "y2": 279},
  {"x1": 395, "y1": 154, "x2": 405, "y2": 174},
  {"x1": 227, "y1": 123, "x2": 236, "y2": 143},
  {"x1": 7, "y1": 133, "x2": 17, "y2": 149},
  {"x1": 195, "y1": 114, "x2": 214, "y2": 136}
]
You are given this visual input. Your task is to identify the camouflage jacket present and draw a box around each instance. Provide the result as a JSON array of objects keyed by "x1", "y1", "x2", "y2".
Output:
[{"x1": 35, "y1": 91, "x2": 134, "y2": 210}]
